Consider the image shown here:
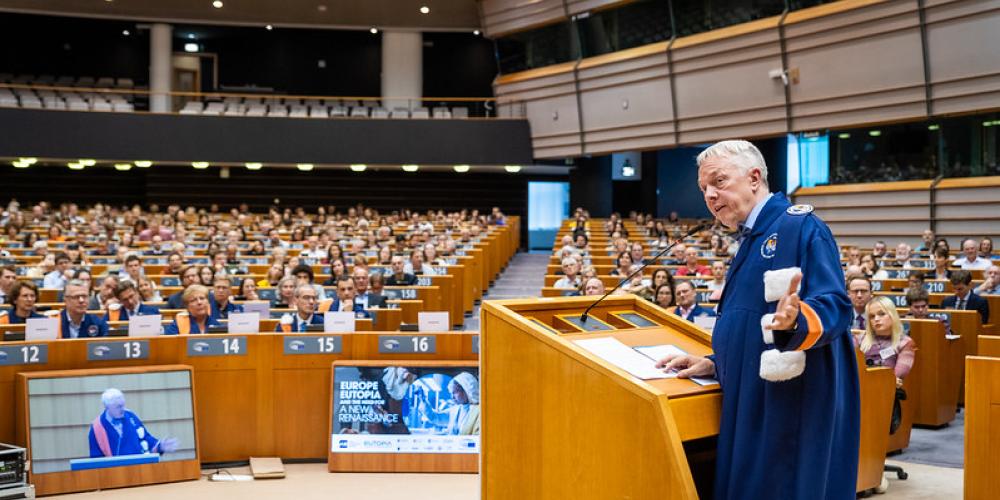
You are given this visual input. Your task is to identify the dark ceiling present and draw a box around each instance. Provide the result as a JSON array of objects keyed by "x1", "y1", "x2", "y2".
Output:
[{"x1": 0, "y1": 0, "x2": 481, "y2": 31}]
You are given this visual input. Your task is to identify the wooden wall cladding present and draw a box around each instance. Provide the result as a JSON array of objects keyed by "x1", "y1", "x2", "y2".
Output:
[
  {"x1": 493, "y1": 0, "x2": 1000, "y2": 160},
  {"x1": 480, "y1": 0, "x2": 570, "y2": 38}
]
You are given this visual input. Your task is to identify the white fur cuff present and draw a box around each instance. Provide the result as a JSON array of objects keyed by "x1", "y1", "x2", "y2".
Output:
[
  {"x1": 761, "y1": 313, "x2": 775, "y2": 345},
  {"x1": 760, "y1": 349, "x2": 806, "y2": 382},
  {"x1": 763, "y1": 267, "x2": 802, "y2": 302}
]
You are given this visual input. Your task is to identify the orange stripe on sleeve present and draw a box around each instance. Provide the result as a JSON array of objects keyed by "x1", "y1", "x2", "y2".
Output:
[{"x1": 797, "y1": 302, "x2": 824, "y2": 351}]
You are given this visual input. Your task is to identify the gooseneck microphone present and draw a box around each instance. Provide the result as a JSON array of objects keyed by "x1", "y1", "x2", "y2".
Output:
[{"x1": 580, "y1": 221, "x2": 709, "y2": 323}]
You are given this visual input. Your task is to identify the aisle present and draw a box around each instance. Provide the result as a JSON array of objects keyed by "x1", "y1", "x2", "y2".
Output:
[{"x1": 463, "y1": 251, "x2": 550, "y2": 331}]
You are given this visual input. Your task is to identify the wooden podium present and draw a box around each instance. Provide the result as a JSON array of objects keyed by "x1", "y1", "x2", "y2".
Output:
[{"x1": 480, "y1": 295, "x2": 720, "y2": 499}]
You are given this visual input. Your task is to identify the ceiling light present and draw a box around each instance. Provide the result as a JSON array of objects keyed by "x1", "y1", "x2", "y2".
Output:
[
  {"x1": 134, "y1": 160, "x2": 152, "y2": 168},
  {"x1": 868, "y1": 130, "x2": 882, "y2": 137},
  {"x1": 453, "y1": 164, "x2": 470, "y2": 173},
  {"x1": 473, "y1": 30, "x2": 480, "y2": 35},
  {"x1": 402, "y1": 164, "x2": 419, "y2": 172},
  {"x1": 927, "y1": 124, "x2": 940, "y2": 131},
  {"x1": 837, "y1": 133, "x2": 850, "y2": 139},
  {"x1": 11, "y1": 160, "x2": 31, "y2": 168},
  {"x1": 212, "y1": 1, "x2": 224, "y2": 8},
  {"x1": 188, "y1": 34, "x2": 196, "y2": 39},
  {"x1": 18, "y1": 157, "x2": 38, "y2": 165},
  {"x1": 192, "y1": 161, "x2": 210, "y2": 169},
  {"x1": 266, "y1": 25, "x2": 273, "y2": 31},
  {"x1": 79, "y1": 159, "x2": 97, "y2": 166},
  {"x1": 114, "y1": 163, "x2": 132, "y2": 171},
  {"x1": 349, "y1": 164, "x2": 367, "y2": 172},
  {"x1": 370, "y1": 27, "x2": 378, "y2": 34},
  {"x1": 245, "y1": 162, "x2": 263, "y2": 170},
  {"x1": 297, "y1": 163, "x2": 314, "y2": 171},
  {"x1": 504, "y1": 165, "x2": 522, "y2": 173},
  {"x1": 184, "y1": 43, "x2": 199, "y2": 53},
  {"x1": 419, "y1": 6, "x2": 430, "y2": 14},
  {"x1": 67, "y1": 162, "x2": 85, "y2": 170},
  {"x1": 122, "y1": 30, "x2": 130, "y2": 36}
]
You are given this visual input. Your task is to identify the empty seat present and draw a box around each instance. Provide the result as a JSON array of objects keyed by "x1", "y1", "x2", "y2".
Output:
[
  {"x1": 329, "y1": 106, "x2": 349, "y2": 117},
  {"x1": 371, "y1": 107, "x2": 389, "y2": 119},
  {"x1": 267, "y1": 105, "x2": 289, "y2": 117},
  {"x1": 179, "y1": 101, "x2": 203, "y2": 114},
  {"x1": 0, "y1": 92, "x2": 18, "y2": 108},
  {"x1": 43, "y1": 97, "x2": 66, "y2": 109},
  {"x1": 223, "y1": 103, "x2": 246, "y2": 116},
  {"x1": 309, "y1": 106, "x2": 328, "y2": 118},
  {"x1": 112, "y1": 101, "x2": 134, "y2": 112},
  {"x1": 389, "y1": 107, "x2": 409, "y2": 119},
  {"x1": 223, "y1": 96, "x2": 242, "y2": 104},
  {"x1": 343, "y1": 99, "x2": 360, "y2": 108},
  {"x1": 55, "y1": 75, "x2": 74, "y2": 86},
  {"x1": 411, "y1": 107, "x2": 430, "y2": 119},
  {"x1": 76, "y1": 76, "x2": 96, "y2": 87},
  {"x1": 432, "y1": 106, "x2": 452, "y2": 119},
  {"x1": 92, "y1": 99, "x2": 113, "y2": 111},
  {"x1": 115, "y1": 78, "x2": 135, "y2": 88},
  {"x1": 66, "y1": 99, "x2": 89, "y2": 111},
  {"x1": 363, "y1": 99, "x2": 380, "y2": 108},
  {"x1": 0, "y1": 73, "x2": 13, "y2": 83},
  {"x1": 451, "y1": 106, "x2": 469, "y2": 118},
  {"x1": 349, "y1": 106, "x2": 369, "y2": 118},
  {"x1": 36, "y1": 74, "x2": 56, "y2": 84},
  {"x1": 246, "y1": 105, "x2": 267, "y2": 117},
  {"x1": 289, "y1": 105, "x2": 309, "y2": 118},
  {"x1": 203, "y1": 102, "x2": 225, "y2": 115},
  {"x1": 95, "y1": 77, "x2": 115, "y2": 88}
]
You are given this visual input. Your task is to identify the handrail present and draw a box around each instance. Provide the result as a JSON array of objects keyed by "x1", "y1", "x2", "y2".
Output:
[{"x1": 0, "y1": 82, "x2": 496, "y2": 103}]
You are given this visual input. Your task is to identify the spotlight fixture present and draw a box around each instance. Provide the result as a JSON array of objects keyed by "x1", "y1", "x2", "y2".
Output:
[
  {"x1": 122, "y1": 30, "x2": 130, "y2": 36},
  {"x1": 453, "y1": 164, "x2": 470, "y2": 173},
  {"x1": 212, "y1": 1, "x2": 224, "y2": 8},
  {"x1": 192, "y1": 161, "x2": 210, "y2": 169},
  {"x1": 837, "y1": 133, "x2": 850, "y2": 139},
  {"x1": 868, "y1": 130, "x2": 882, "y2": 137},
  {"x1": 114, "y1": 163, "x2": 133, "y2": 171},
  {"x1": 349, "y1": 164, "x2": 367, "y2": 172},
  {"x1": 473, "y1": 30, "x2": 480, "y2": 35},
  {"x1": 370, "y1": 27, "x2": 378, "y2": 34},
  {"x1": 402, "y1": 164, "x2": 419, "y2": 172},
  {"x1": 266, "y1": 25, "x2": 273, "y2": 31},
  {"x1": 184, "y1": 43, "x2": 199, "y2": 53},
  {"x1": 67, "y1": 162, "x2": 85, "y2": 170},
  {"x1": 245, "y1": 162, "x2": 263, "y2": 170},
  {"x1": 419, "y1": 6, "x2": 430, "y2": 14},
  {"x1": 927, "y1": 124, "x2": 940, "y2": 131},
  {"x1": 134, "y1": 160, "x2": 152, "y2": 168},
  {"x1": 11, "y1": 160, "x2": 31, "y2": 168},
  {"x1": 504, "y1": 165, "x2": 522, "y2": 173},
  {"x1": 79, "y1": 159, "x2": 97, "y2": 167},
  {"x1": 297, "y1": 163, "x2": 314, "y2": 171},
  {"x1": 18, "y1": 157, "x2": 38, "y2": 165}
]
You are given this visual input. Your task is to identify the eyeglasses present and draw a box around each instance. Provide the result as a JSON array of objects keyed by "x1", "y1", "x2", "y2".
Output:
[{"x1": 65, "y1": 294, "x2": 89, "y2": 301}]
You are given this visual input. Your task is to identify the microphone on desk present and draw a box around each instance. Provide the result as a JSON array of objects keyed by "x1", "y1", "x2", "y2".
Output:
[{"x1": 580, "y1": 221, "x2": 710, "y2": 323}]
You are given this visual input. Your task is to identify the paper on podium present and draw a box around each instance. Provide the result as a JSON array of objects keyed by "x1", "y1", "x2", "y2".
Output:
[
  {"x1": 574, "y1": 337, "x2": 672, "y2": 380},
  {"x1": 634, "y1": 344, "x2": 719, "y2": 386}
]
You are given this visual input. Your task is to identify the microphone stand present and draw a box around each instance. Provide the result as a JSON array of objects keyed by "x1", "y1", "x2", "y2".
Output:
[{"x1": 580, "y1": 222, "x2": 708, "y2": 323}]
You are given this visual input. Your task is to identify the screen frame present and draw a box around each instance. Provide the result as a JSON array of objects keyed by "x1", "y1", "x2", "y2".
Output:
[
  {"x1": 15, "y1": 364, "x2": 201, "y2": 496},
  {"x1": 328, "y1": 360, "x2": 479, "y2": 473}
]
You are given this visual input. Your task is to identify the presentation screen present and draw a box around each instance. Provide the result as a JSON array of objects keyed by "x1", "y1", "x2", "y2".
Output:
[
  {"x1": 24, "y1": 369, "x2": 197, "y2": 474},
  {"x1": 331, "y1": 364, "x2": 480, "y2": 454}
]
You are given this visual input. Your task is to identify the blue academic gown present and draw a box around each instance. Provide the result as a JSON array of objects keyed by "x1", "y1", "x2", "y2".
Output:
[
  {"x1": 88, "y1": 410, "x2": 160, "y2": 457},
  {"x1": 4, "y1": 311, "x2": 45, "y2": 324},
  {"x1": 163, "y1": 315, "x2": 224, "y2": 335},
  {"x1": 210, "y1": 301, "x2": 244, "y2": 321},
  {"x1": 712, "y1": 193, "x2": 859, "y2": 500},
  {"x1": 60, "y1": 310, "x2": 109, "y2": 338}
]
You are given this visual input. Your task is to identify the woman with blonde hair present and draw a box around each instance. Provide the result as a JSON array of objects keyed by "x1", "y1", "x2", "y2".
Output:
[{"x1": 853, "y1": 296, "x2": 916, "y2": 388}]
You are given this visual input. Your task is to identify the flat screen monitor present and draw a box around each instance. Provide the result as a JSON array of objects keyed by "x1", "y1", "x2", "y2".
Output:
[
  {"x1": 22, "y1": 368, "x2": 198, "y2": 475},
  {"x1": 331, "y1": 363, "x2": 480, "y2": 455}
]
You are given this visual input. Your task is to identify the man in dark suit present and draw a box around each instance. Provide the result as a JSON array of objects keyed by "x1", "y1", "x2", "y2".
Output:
[
  {"x1": 385, "y1": 255, "x2": 417, "y2": 286},
  {"x1": 941, "y1": 270, "x2": 990, "y2": 324},
  {"x1": 353, "y1": 267, "x2": 386, "y2": 309},
  {"x1": 330, "y1": 275, "x2": 371, "y2": 318},
  {"x1": 671, "y1": 280, "x2": 716, "y2": 322}
]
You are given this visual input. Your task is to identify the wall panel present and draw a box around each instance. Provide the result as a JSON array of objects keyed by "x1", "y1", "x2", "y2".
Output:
[
  {"x1": 495, "y1": 65, "x2": 583, "y2": 158},
  {"x1": 925, "y1": 0, "x2": 1000, "y2": 115},
  {"x1": 786, "y1": 0, "x2": 927, "y2": 131},
  {"x1": 481, "y1": 0, "x2": 569, "y2": 38}
]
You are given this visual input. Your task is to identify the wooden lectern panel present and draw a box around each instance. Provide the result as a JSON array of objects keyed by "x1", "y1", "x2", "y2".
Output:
[
  {"x1": 964, "y1": 356, "x2": 1000, "y2": 500},
  {"x1": 904, "y1": 319, "x2": 963, "y2": 427},
  {"x1": 481, "y1": 295, "x2": 718, "y2": 500},
  {"x1": 978, "y1": 336, "x2": 1000, "y2": 358},
  {"x1": 855, "y1": 350, "x2": 895, "y2": 493}
]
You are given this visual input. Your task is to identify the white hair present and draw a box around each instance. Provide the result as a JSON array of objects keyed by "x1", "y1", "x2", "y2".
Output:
[
  {"x1": 102, "y1": 388, "x2": 125, "y2": 407},
  {"x1": 561, "y1": 257, "x2": 578, "y2": 267},
  {"x1": 696, "y1": 140, "x2": 769, "y2": 185}
]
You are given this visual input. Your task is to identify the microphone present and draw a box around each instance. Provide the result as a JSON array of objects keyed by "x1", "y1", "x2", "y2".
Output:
[{"x1": 580, "y1": 221, "x2": 709, "y2": 323}]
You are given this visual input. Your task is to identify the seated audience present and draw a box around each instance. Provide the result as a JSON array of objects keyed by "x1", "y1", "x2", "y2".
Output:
[
  {"x1": 638, "y1": 269, "x2": 673, "y2": 302},
  {"x1": 893, "y1": 243, "x2": 915, "y2": 269},
  {"x1": 277, "y1": 284, "x2": 324, "y2": 332},
  {"x1": 905, "y1": 288, "x2": 934, "y2": 320},
  {"x1": 235, "y1": 278, "x2": 260, "y2": 301},
  {"x1": 61, "y1": 279, "x2": 109, "y2": 338},
  {"x1": 273, "y1": 276, "x2": 298, "y2": 308},
  {"x1": 654, "y1": 282, "x2": 675, "y2": 310},
  {"x1": 582, "y1": 277, "x2": 605, "y2": 296},
  {"x1": 164, "y1": 285, "x2": 222, "y2": 335},
  {"x1": 330, "y1": 275, "x2": 371, "y2": 318},
  {"x1": 166, "y1": 266, "x2": 202, "y2": 309},
  {"x1": 975, "y1": 265, "x2": 1000, "y2": 295},
  {"x1": 662, "y1": 243, "x2": 686, "y2": 266},
  {"x1": 291, "y1": 264, "x2": 327, "y2": 298},
  {"x1": 0, "y1": 265, "x2": 16, "y2": 304},
  {"x1": 871, "y1": 240, "x2": 888, "y2": 258},
  {"x1": 942, "y1": 270, "x2": 990, "y2": 323},
  {"x1": 860, "y1": 253, "x2": 889, "y2": 280},
  {"x1": 670, "y1": 281, "x2": 716, "y2": 322},
  {"x1": 707, "y1": 261, "x2": 726, "y2": 300},
  {"x1": 118, "y1": 253, "x2": 145, "y2": 283},
  {"x1": 953, "y1": 238, "x2": 992, "y2": 271},
  {"x1": 854, "y1": 296, "x2": 915, "y2": 388},
  {"x1": 110, "y1": 280, "x2": 160, "y2": 320},
  {"x1": 1, "y1": 281, "x2": 44, "y2": 324},
  {"x1": 980, "y1": 237, "x2": 994, "y2": 259},
  {"x1": 847, "y1": 275, "x2": 873, "y2": 331},
  {"x1": 554, "y1": 257, "x2": 582, "y2": 289},
  {"x1": 629, "y1": 242, "x2": 647, "y2": 266},
  {"x1": 931, "y1": 248, "x2": 952, "y2": 280},
  {"x1": 89, "y1": 274, "x2": 119, "y2": 310},
  {"x1": 386, "y1": 255, "x2": 418, "y2": 286},
  {"x1": 916, "y1": 229, "x2": 935, "y2": 253},
  {"x1": 43, "y1": 252, "x2": 72, "y2": 289},
  {"x1": 407, "y1": 250, "x2": 437, "y2": 276},
  {"x1": 211, "y1": 277, "x2": 243, "y2": 320},
  {"x1": 138, "y1": 277, "x2": 163, "y2": 303},
  {"x1": 353, "y1": 267, "x2": 386, "y2": 308},
  {"x1": 610, "y1": 252, "x2": 634, "y2": 278},
  {"x1": 674, "y1": 247, "x2": 711, "y2": 277}
]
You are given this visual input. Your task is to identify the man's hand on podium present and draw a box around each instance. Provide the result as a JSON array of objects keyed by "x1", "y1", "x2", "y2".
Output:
[{"x1": 656, "y1": 354, "x2": 716, "y2": 379}]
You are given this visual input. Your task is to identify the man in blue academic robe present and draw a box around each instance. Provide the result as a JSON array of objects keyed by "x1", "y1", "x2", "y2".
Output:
[
  {"x1": 659, "y1": 141, "x2": 859, "y2": 500},
  {"x1": 89, "y1": 388, "x2": 177, "y2": 457}
]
